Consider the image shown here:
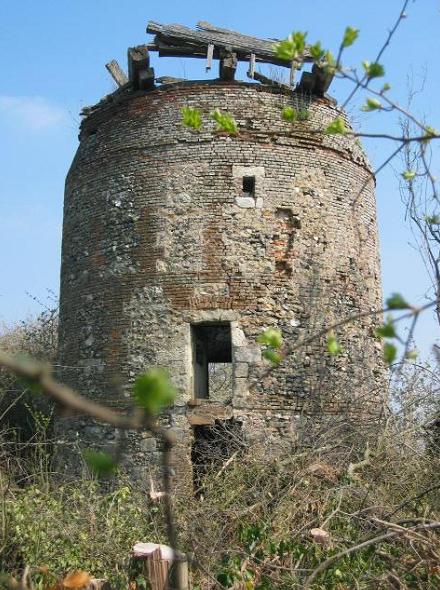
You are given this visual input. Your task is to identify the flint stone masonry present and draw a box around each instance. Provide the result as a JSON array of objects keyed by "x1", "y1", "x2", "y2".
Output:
[{"x1": 57, "y1": 80, "x2": 385, "y2": 485}]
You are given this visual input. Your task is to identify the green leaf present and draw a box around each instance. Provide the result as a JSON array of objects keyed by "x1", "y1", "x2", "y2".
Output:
[
  {"x1": 262, "y1": 349, "x2": 282, "y2": 366},
  {"x1": 402, "y1": 170, "x2": 416, "y2": 181},
  {"x1": 375, "y1": 317, "x2": 397, "y2": 339},
  {"x1": 291, "y1": 31, "x2": 307, "y2": 54},
  {"x1": 362, "y1": 61, "x2": 385, "y2": 80},
  {"x1": 380, "y1": 82, "x2": 391, "y2": 93},
  {"x1": 361, "y1": 98, "x2": 382, "y2": 112},
  {"x1": 297, "y1": 109, "x2": 310, "y2": 121},
  {"x1": 424, "y1": 214, "x2": 440, "y2": 225},
  {"x1": 211, "y1": 109, "x2": 238, "y2": 135},
  {"x1": 309, "y1": 41, "x2": 325, "y2": 61},
  {"x1": 422, "y1": 126, "x2": 438, "y2": 143},
  {"x1": 257, "y1": 328, "x2": 283, "y2": 349},
  {"x1": 83, "y1": 450, "x2": 117, "y2": 476},
  {"x1": 325, "y1": 116, "x2": 347, "y2": 135},
  {"x1": 327, "y1": 331, "x2": 342, "y2": 355},
  {"x1": 324, "y1": 51, "x2": 336, "y2": 69},
  {"x1": 275, "y1": 31, "x2": 308, "y2": 61},
  {"x1": 405, "y1": 349, "x2": 418, "y2": 360},
  {"x1": 385, "y1": 293, "x2": 410, "y2": 310},
  {"x1": 383, "y1": 342, "x2": 397, "y2": 364},
  {"x1": 342, "y1": 26, "x2": 359, "y2": 48},
  {"x1": 282, "y1": 106, "x2": 297, "y2": 122},
  {"x1": 133, "y1": 368, "x2": 176, "y2": 415},
  {"x1": 181, "y1": 106, "x2": 202, "y2": 130}
]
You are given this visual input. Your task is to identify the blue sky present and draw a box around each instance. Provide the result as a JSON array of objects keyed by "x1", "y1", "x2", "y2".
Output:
[{"x1": 0, "y1": 0, "x2": 439, "y2": 357}]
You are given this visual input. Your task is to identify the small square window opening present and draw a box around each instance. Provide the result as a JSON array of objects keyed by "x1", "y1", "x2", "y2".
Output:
[{"x1": 242, "y1": 176, "x2": 256, "y2": 196}]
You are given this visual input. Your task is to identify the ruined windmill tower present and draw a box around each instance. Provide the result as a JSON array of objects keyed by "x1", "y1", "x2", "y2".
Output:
[{"x1": 58, "y1": 21, "x2": 384, "y2": 481}]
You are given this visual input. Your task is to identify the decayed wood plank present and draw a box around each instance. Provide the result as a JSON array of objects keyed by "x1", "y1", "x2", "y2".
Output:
[
  {"x1": 105, "y1": 60, "x2": 128, "y2": 87},
  {"x1": 250, "y1": 70, "x2": 289, "y2": 89},
  {"x1": 128, "y1": 45, "x2": 155, "y2": 90},
  {"x1": 248, "y1": 53, "x2": 256, "y2": 79},
  {"x1": 290, "y1": 61, "x2": 296, "y2": 86},
  {"x1": 128, "y1": 45, "x2": 150, "y2": 81},
  {"x1": 138, "y1": 67, "x2": 155, "y2": 90},
  {"x1": 206, "y1": 43, "x2": 214, "y2": 71},
  {"x1": 156, "y1": 76, "x2": 186, "y2": 84},
  {"x1": 312, "y1": 63, "x2": 334, "y2": 95},
  {"x1": 219, "y1": 52, "x2": 237, "y2": 81},
  {"x1": 298, "y1": 63, "x2": 334, "y2": 96},
  {"x1": 146, "y1": 20, "x2": 313, "y2": 67}
]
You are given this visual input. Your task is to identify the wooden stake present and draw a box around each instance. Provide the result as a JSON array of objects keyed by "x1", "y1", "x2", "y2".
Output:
[
  {"x1": 105, "y1": 60, "x2": 128, "y2": 87},
  {"x1": 290, "y1": 60, "x2": 296, "y2": 86},
  {"x1": 248, "y1": 53, "x2": 256, "y2": 79},
  {"x1": 206, "y1": 43, "x2": 214, "y2": 71}
]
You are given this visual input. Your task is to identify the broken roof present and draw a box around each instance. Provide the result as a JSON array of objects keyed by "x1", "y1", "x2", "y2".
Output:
[{"x1": 146, "y1": 20, "x2": 313, "y2": 68}]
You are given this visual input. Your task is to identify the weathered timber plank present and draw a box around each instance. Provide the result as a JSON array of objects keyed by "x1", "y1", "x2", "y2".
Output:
[
  {"x1": 128, "y1": 45, "x2": 150, "y2": 81},
  {"x1": 146, "y1": 20, "x2": 313, "y2": 67},
  {"x1": 105, "y1": 60, "x2": 128, "y2": 87},
  {"x1": 298, "y1": 64, "x2": 334, "y2": 96},
  {"x1": 248, "y1": 53, "x2": 256, "y2": 79},
  {"x1": 206, "y1": 43, "x2": 214, "y2": 71},
  {"x1": 250, "y1": 70, "x2": 289, "y2": 89},
  {"x1": 219, "y1": 52, "x2": 237, "y2": 81},
  {"x1": 156, "y1": 76, "x2": 186, "y2": 84},
  {"x1": 290, "y1": 61, "x2": 296, "y2": 86},
  {"x1": 312, "y1": 63, "x2": 334, "y2": 95},
  {"x1": 138, "y1": 67, "x2": 155, "y2": 90}
]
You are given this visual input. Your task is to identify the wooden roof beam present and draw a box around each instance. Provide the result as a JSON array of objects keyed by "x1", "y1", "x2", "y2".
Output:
[
  {"x1": 105, "y1": 60, "x2": 128, "y2": 87},
  {"x1": 146, "y1": 20, "x2": 313, "y2": 68}
]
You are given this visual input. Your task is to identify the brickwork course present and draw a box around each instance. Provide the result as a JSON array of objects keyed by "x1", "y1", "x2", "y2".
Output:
[{"x1": 57, "y1": 76, "x2": 385, "y2": 483}]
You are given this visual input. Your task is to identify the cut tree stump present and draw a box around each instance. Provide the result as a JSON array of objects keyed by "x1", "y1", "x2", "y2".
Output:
[{"x1": 132, "y1": 542, "x2": 189, "y2": 590}]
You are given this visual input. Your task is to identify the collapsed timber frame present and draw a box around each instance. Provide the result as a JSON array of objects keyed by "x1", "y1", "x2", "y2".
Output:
[{"x1": 104, "y1": 20, "x2": 334, "y2": 96}]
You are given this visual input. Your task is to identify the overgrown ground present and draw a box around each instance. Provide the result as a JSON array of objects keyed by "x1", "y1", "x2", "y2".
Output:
[{"x1": 0, "y1": 314, "x2": 439, "y2": 589}]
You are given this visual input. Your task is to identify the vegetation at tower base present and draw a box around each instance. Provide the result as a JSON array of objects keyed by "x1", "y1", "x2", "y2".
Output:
[{"x1": 0, "y1": 377, "x2": 439, "y2": 588}]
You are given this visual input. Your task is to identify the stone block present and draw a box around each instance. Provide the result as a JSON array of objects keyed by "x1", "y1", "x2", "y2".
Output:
[
  {"x1": 234, "y1": 346, "x2": 262, "y2": 363},
  {"x1": 234, "y1": 362, "x2": 249, "y2": 378},
  {"x1": 232, "y1": 165, "x2": 265, "y2": 178},
  {"x1": 231, "y1": 325, "x2": 247, "y2": 347},
  {"x1": 235, "y1": 196, "x2": 255, "y2": 208}
]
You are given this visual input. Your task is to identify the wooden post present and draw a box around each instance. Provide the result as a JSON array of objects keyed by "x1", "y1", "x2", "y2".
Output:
[
  {"x1": 105, "y1": 60, "x2": 128, "y2": 87},
  {"x1": 219, "y1": 51, "x2": 237, "y2": 81},
  {"x1": 290, "y1": 60, "x2": 296, "y2": 86},
  {"x1": 128, "y1": 45, "x2": 155, "y2": 90},
  {"x1": 206, "y1": 43, "x2": 214, "y2": 71},
  {"x1": 132, "y1": 542, "x2": 189, "y2": 590},
  {"x1": 248, "y1": 53, "x2": 256, "y2": 79}
]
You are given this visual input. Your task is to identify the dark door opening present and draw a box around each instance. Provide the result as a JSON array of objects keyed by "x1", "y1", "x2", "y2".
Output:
[
  {"x1": 191, "y1": 323, "x2": 232, "y2": 401},
  {"x1": 191, "y1": 419, "x2": 244, "y2": 493}
]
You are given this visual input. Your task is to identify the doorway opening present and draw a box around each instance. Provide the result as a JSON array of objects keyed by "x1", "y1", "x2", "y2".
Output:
[
  {"x1": 191, "y1": 323, "x2": 232, "y2": 401},
  {"x1": 191, "y1": 419, "x2": 244, "y2": 493}
]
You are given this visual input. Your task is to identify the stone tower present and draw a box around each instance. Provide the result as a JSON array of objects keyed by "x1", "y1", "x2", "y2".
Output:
[{"x1": 57, "y1": 22, "x2": 384, "y2": 482}]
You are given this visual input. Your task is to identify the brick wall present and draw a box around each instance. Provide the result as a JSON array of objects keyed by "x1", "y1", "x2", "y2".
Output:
[{"x1": 56, "y1": 81, "x2": 385, "y2": 483}]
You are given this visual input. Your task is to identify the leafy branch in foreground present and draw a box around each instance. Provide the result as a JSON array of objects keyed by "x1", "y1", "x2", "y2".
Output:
[
  {"x1": 0, "y1": 351, "x2": 183, "y2": 589},
  {"x1": 257, "y1": 327, "x2": 283, "y2": 366}
]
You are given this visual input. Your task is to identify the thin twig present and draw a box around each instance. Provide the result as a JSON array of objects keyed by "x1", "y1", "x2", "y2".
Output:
[{"x1": 304, "y1": 522, "x2": 440, "y2": 589}]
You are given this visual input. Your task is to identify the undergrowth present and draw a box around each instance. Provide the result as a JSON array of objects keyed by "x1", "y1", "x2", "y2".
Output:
[
  {"x1": 0, "y1": 314, "x2": 439, "y2": 588},
  {"x1": 0, "y1": 419, "x2": 439, "y2": 589}
]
